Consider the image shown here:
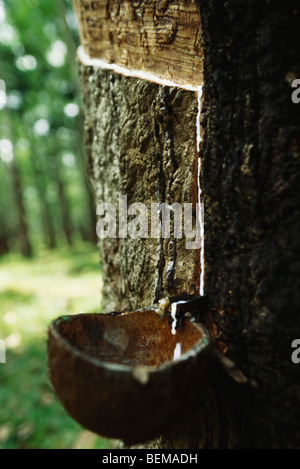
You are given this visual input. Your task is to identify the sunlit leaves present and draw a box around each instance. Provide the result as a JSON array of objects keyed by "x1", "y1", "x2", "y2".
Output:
[
  {"x1": 46, "y1": 40, "x2": 67, "y2": 68},
  {"x1": 33, "y1": 119, "x2": 50, "y2": 136},
  {"x1": 15, "y1": 55, "x2": 37, "y2": 71},
  {"x1": 63, "y1": 102, "x2": 79, "y2": 117}
]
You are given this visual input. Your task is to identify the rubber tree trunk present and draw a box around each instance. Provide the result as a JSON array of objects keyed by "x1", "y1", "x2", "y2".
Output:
[
  {"x1": 52, "y1": 154, "x2": 73, "y2": 246},
  {"x1": 31, "y1": 149, "x2": 56, "y2": 249},
  {"x1": 80, "y1": 67, "x2": 200, "y2": 313},
  {"x1": 197, "y1": 0, "x2": 300, "y2": 449},
  {"x1": 10, "y1": 158, "x2": 32, "y2": 258},
  {"x1": 73, "y1": 0, "x2": 299, "y2": 449}
]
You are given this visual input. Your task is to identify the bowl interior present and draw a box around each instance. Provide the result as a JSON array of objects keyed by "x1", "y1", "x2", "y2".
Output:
[{"x1": 54, "y1": 310, "x2": 204, "y2": 369}]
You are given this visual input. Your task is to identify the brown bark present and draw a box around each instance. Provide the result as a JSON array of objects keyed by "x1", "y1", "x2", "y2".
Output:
[
  {"x1": 72, "y1": 0, "x2": 203, "y2": 89},
  {"x1": 70, "y1": 0, "x2": 300, "y2": 449},
  {"x1": 80, "y1": 64, "x2": 200, "y2": 313},
  {"x1": 197, "y1": 0, "x2": 300, "y2": 449},
  {"x1": 10, "y1": 158, "x2": 32, "y2": 257},
  {"x1": 75, "y1": 117, "x2": 98, "y2": 244}
]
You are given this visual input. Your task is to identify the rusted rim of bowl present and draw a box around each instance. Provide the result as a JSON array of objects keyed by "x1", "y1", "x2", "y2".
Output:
[{"x1": 48, "y1": 309, "x2": 210, "y2": 374}]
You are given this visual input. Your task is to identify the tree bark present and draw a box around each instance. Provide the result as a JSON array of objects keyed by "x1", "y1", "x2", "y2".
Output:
[
  {"x1": 73, "y1": 0, "x2": 300, "y2": 448},
  {"x1": 31, "y1": 149, "x2": 56, "y2": 249},
  {"x1": 72, "y1": 0, "x2": 203, "y2": 88},
  {"x1": 10, "y1": 158, "x2": 32, "y2": 257},
  {"x1": 80, "y1": 64, "x2": 200, "y2": 312},
  {"x1": 197, "y1": 0, "x2": 300, "y2": 449}
]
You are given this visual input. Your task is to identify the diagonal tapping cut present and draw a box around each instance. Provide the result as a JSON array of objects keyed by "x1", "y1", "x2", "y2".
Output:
[
  {"x1": 75, "y1": 0, "x2": 205, "y2": 311},
  {"x1": 72, "y1": 0, "x2": 203, "y2": 90}
]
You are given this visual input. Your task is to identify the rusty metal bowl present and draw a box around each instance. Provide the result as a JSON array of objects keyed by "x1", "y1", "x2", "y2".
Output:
[{"x1": 47, "y1": 309, "x2": 210, "y2": 444}]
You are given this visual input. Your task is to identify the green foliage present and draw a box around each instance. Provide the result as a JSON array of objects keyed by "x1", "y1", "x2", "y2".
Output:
[
  {"x1": 0, "y1": 0, "x2": 96, "y2": 253},
  {"x1": 0, "y1": 2, "x2": 110, "y2": 449},
  {"x1": 0, "y1": 244, "x2": 118, "y2": 449}
]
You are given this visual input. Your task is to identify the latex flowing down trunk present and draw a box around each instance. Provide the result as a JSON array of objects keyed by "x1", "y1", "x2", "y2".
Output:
[{"x1": 80, "y1": 65, "x2": 201, "y2": 313}]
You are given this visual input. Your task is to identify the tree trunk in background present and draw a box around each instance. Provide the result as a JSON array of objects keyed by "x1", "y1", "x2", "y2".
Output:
[
  {"x1": 53, "y1": 154, "x2": 73, "y2": 246},
  {"x1": 74, "y1": 0, "x2": 299, "y2": 448},
  {"x1": 0, "y1": 212, "x2": 9, "y2": 255},
  {"x1": 10, "y1": 158, "x2": 32, "y2": 257},
  {"x1": 31, "y1": 151, "x2": 56, "y2": 249}
]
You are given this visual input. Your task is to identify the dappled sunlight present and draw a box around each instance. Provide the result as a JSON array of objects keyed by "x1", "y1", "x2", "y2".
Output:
[
  {"x1": 0, "y1": 0, "x2": 113, "y2": 450},
  {"x1": 0, "y1": 244, "x2": 114, "y2": 449}
]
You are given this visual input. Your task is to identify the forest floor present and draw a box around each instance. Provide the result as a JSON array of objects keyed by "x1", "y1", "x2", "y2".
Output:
[{"x1": 0, "y1": 242, "x2": 118, "y2": 449}]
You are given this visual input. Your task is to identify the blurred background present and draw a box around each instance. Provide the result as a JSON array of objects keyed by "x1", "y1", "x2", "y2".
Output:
[{"x1": 0, "y1": 0, "x2": 115, "y2": 448}]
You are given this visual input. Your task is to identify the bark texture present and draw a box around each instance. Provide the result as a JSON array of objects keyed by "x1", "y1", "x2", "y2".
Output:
[
  {"x1": 197, "y1": 0, "x2": 300, "y2": 448},
  {"x1": 75, "y1": 0, "x2": 300, "y2": 449},
  {"x1": 73, "y1": 0, "x2": 203, "y2": 88},
  {"x1": 80, "y1": 64, "x2": 200, "y2": 313}
]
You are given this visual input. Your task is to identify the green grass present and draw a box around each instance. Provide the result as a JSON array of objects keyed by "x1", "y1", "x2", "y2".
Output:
[{"x1": 0, "y1": 243, "x2": 118, "y2": 449}]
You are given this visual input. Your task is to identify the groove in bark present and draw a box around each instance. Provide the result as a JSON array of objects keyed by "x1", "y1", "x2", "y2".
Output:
[{"x1": 79, "y1": 63, "x2": 201, "y2": 313}]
